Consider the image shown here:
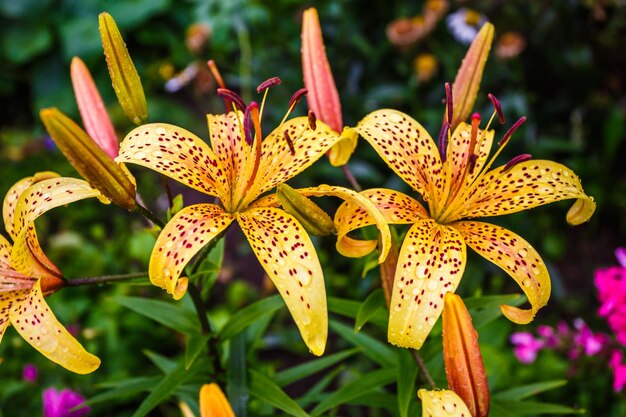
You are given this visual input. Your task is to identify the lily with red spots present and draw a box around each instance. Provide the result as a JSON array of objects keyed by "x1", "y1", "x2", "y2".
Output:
[
  {"x1": 335, "y1": 86, "x2": 595, "y2": 349},
  {"x1": 1, "y1": 173, "x2": 104, "y2": 374},
  {"x1": 115, "y1": 81, "x2": 390, "y2": 356}
]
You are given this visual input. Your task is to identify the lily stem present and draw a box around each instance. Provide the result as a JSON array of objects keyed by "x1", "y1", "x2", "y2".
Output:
[
  {"x1": 341, "y1": 164, "x2": 362, "y2": 192},
  {"x1": 187, "y1": 282, "x2": 224, "y2": 379},
  {"x1": 412, "y1": 349, "x2": 436, "y2": 389},
  {"x1": 133, "y1": 202, "x2": 165, "y2": 228},
  {"x1": 66, "y1": 272, "x2": 148, "y2": 286}
]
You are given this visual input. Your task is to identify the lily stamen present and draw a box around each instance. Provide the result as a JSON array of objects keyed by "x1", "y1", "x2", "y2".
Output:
[
  {"x1": 438, "y1": 122, "x2": 450, "y2": 162},
  {"x1": 445, "y1": 82, "x2": 454, "y2": 124},
  {"x1": 308, "y1": 110, "x2": 317, "y2": 131},
  {"x1": 488, "y1": 93, "x2": 505, "y2": 124},
  {"x1": 257, "y1": 76, "x2": 282, "y2": 121},
  {"x1": 283, "y1": 130, "x2": 296, "y2": 155},
  {"x1": 207, "y1": 59, "x2": 226, "y2": 89},
  {"x1": 498, "y1": 116, "x2": 527, "y2": 147},
  {"x1": 242, "y1": 102, "x2": 263, "y2": 196},
  {"x1": 502, "y1": 153, "x2": 532, "y2": 173},
  {"x1": 216, "y1": 88, "x2": 246, "y2": 112}
]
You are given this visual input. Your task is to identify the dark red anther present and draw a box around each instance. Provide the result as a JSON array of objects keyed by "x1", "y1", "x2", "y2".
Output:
[
  {"x1": 488, "y1": 93, "x2": 505, "y2": 124},
  {"x1": 244, "y1": 105, "x2": 254, "y2": 145},
  {"x1": 283, "y1": 130, "x2": 296, "y2": 155},
  {"x1": 256, "y1": 77, "x2": 282, "y2": 93},
  {"x1": 445, "y1": 82, "x2": 453, "y2": 124},
  {"x1": 438, "y1": 121, "x2": 450, "y2": 163},
  {"x1": 308, "y1": 110, "x2": 317, "y2": 131},
  {"x1": 498, "y1": 116, "x2": 527, "y2": 147},
  {"x1": 217, "y1": 88, "x2": 246, "y2": 112},
  {"x1": 503, "y1": 153, "x2": 532, "y2": 172},
  {"x1": 288, "y1": 88, "x2": 308, "y2": 109},
  {"x1": 468, "y1": 154, "x2": 479, "y2": 174}
]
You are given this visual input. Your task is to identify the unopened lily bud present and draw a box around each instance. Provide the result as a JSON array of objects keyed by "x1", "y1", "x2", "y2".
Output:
[
  {"x1": 566, "y1": 196, "x2": 596, "y2": 226},
  {"x1": 99, "y1": 12, "x2": 148, "y2": 124},
  {"x1": 328, "y1": 127, "x2": 358, "y2": 167},
  {"x1": 443, "y1": 292, "x2": 490, "y2": 417},
  {"x1": 418, "y1": 389, "x2": 472, "y2": 417},
  {"x1": 277, "y1": 184, "x2": 336, "y2": 236},
  {"x1": 199, "y1": 383, "x2": 235, "y2": 417},
  {"x1": 40, "y1": 108, "x2": 136, "y2": 210}
]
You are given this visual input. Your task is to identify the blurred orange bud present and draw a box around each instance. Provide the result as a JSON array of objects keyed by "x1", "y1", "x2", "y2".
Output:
[
  {"x1": 414, "y1": 53, "x2": 439, "y2": 83},
  {"x1": 186, "y1": 23, "x2": 212, "y2": 55},
  {"x1": 495, "y1": 31, "x2": 526, "y2": 59},
  {"x1": 423, "y1": 0, "x2": 449, "y2": 24},
  {"x1": 386, "y1": 16, "x2": 432, "y2": 49},
  {"x1": 199, "y1": 383, "x2": 235, "y2": 417}
]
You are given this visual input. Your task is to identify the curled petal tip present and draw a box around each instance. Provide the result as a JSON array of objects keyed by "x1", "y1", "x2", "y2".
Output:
[
  {"x1": 500, "y1": 303, "x2": 536, "y2": 324},
  {"x1": 328, "y1": 127, "x2": 358, "y2": 167},
  {"x1": 566, "y1": 196, "x2": 596, "y2": 226},
  {"x1": 173, "y1": 277, "x2": 189, "y2": 300}
]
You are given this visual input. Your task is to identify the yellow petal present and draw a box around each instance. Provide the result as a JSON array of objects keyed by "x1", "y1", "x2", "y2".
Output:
[
  {"x1": 0, "y1": 234, "x2": 12, "y2": 268},
  {"x1": 237, "y1": 207, "x2": 327, "y2": 355},
  {"x1": 328, "y1": 127, "x2": 358, "y2": 167},
  {"x1": 388, "y1": 219, "x2": 466, "y2": 349},
  {"x1": 443, "y1": 293, "x2": 490, "y2": 417},
  {"x1": 40, "y1": 108, "x2": 134, "y2": 209},
  {"x1": 450, "y1": 22, "x2": 494, "y2": 129},
  {"x1": 454, "y1": 221, "x2": 550, "y2": 324},
  {"x1": 9, "y1": 280, "x2": 100, "y2": 374},
  {"x1": 355, "y1": 110, "x2": 445, "y2": 208},
  {"x1": 70, "y1": 57, "x2": 119, "y2": 158},
  {"x1": 445, "y1": 122, "x2": 494, "y2": 194},
  {"x1": 99, "y1": 12, "x2": 148, "y2": 124},
  {"x1": 116, "y1": 123, "x2": 230, "y2": 203},
  {"x1": 277, "y1": 184, "x2": 335, "y2": 236},
  {"x1": 199, "y1": 383, "x2": 235, "y2": 417},
  {"x1": 11, "y1": 226, "x2": 62, "y2": 290},
  {"x1": 150, "y1": 204, "x2": 233, "y2": 299},
  {"x1": 0, "y1": 288, "x2": 30, "y2": 343},
  {"x1": 417, "y1": 389, "x2": 473, "y2": 417},
  {"x1": 566, "y1": 196, "x2": 596, "y2": 225},
  {"x1": 462, "y1": 160, "x2": 595, "y2": 221}
]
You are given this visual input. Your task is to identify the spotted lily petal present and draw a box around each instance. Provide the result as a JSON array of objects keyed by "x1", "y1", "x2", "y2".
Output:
[
  {"x1": 460, "y1": 160, "x2": 595, "y2": 222},
  {"x1": 355, "y1": 110, "x2": 445, "y2": 209},
  {"x1": 0, "y1": 234, "x2": 12, "y2": 268},
  {"x1": 11, "y1": 226, "x2": 62, "y2": 290},
  {"x1": 277, "y1": 184, "x2": 335, "y2": 236},
  {"x1": 0, "y1": 288, "x2": 30, "y2": 343},
  {"x1": 388, "y1": 219, "x2": 466, "y2": 349},
  {"x1": 9, "y1": 280, "x2": 100, "y2": 374},
  {"x1": 116, "y1": 123, "x2": 230, "y2": 203},
  {"x1": 237, "y1": 207, "x2": 327, "y2": 355},
  {"x1": 199, "y1": 383, "x2": 235, "y2": 417},
  {"x1": 150, "y1": 204, "x2": 234, "y2": 300},
  {"x1": 417, "y1": 389, "x2": 473, "y2": 417},
  {"x1": 99, "y1": 12, "x2": 148, "y2": 124},
  {"x1": 454, "y1": 221, "x2": 550, "y2": 324},
  {"x1": 71, "y1": 57, "x2": 119, "y2": 158}
]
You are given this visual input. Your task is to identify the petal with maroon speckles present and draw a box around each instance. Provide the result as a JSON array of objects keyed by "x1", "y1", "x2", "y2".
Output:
[
  {"x1": 237, "y1": 207, "x2": 327, "y2": 356},
  {"x1": 116, "y1": 123, "x2": 230, "y2": 203},
  {"x1": 417, "y1": 389, "x2": 473, "y2": 417},
  {"x1": 0, "y1": 288, "x2": 30, "y2": 343},
  {"x1": 0, "y1": 234, "x2": 12, "y2": 269},
  {"x1": 388, "y1": 219, "x2": 466, "y2": 349},
  {"x1": 458, "y1": 160, "x2": 595, "y2": 221},
  {"x1": 9, "y1": 280, "x2": 100, "y2": 374},
  {"x1": 11, "y1": 226, "x2": 62, "y2": 289},
  {"x1": 454, "y1": 221, "x2": 550, "y2": 324},
  {"x1": 150, "y1": 204, "x2": 234, "y2": 300},
  {"x1": 355, "y1": 110, "x2": 445, "y2": 206}
]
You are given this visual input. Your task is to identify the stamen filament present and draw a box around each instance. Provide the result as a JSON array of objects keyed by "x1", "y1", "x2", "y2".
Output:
[
  {"x1": 438, "y1": 122, "x2": 450, "y2": 163},
  {"x1": 488, "y1": 93, "x2": 505, "y2": 124},
  {"x1": 445, "y1": 82, "x2": 453, "y2": 124},
  {"x1": 308, "y1": 110, "x2": 317, "y2": 131},
  {"x1": 241, "y1": 102, "x2": 263, "y2": 200},
  {"x1": 216, "y1": 88, "x2": 246, "y2": 112},
  {"x1": 207, "y1": 60, "x2": 226, "y2": 89}
]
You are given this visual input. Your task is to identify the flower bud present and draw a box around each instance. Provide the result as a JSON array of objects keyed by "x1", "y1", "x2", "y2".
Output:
[
  {"x1": 199, "y1": 383, "x2": 235, "y2": 417},
  {"x1": 277, "y1": 184, "x2": 336, "y2": 236}
]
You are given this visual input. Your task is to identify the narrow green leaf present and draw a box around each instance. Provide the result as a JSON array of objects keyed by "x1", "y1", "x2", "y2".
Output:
[
  {"x1": 249, "y1": 370, "x2": 311, "y2": 417},
  {"x1": 228, "y1": 333, "x2": 248, "y2": 417},
  {"x1": 491, "y1": 401, "x2": 584, "y2": 415},
  {"x1": 463, "y1": 294, "x2": 524, "y2": 310},
  {"x1": 113, "y1": 295, "x2": 198, "y2": 334},
  {"x1": 310, "y1": 367, "x2": 396, "y2": 416},
  {"x1": 347, "y1": 391, "x2": 398, "y2": 411},
  {"x1": 143, "y1": 350, "x2": 177, "y2": 374},
  {"x1": 493, "y1": 380, "x2": 568, "y2": 401},
  {"x1": 328, "y1": 296, "x2": 388, "y2": 328},
  {"x1": 355, "y1": 289, "x2": 386, "y2": 333},
  {"x1": 397, "y1": 349, "x2": 418, "y2": 417},
  {"x1": 185, "y1": 333, "x2": 209, "y2": 370},
  {"x1": 218, "y1": 295, "x2": 283, "y2": 341},
  {"x1": 298, "y1": 365, "x2": 345, "y2": 408},
  {"x1": 274, "y1": 348, "x2": 360, "y2": 387},
  {"x1": 329, "y1": 320, "x2": 396, "y2": 367},
  {"x1": 85, "y1": 377, "x2": 159, "y2": 407}
]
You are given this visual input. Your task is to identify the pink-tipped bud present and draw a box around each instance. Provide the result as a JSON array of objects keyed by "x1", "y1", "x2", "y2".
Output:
[
  {"x1": 216, "y1": 88, "x2": 246, "y2": 112},
  {"x1": 488, "y1": 93, "x2": 505, "y2": 124},
  {"x1": 438, "y1": 122, "x2": 450, "y2": 162},
  {"x1": 445, "y1": 82, "x2": 454, "y2": 124},
  {"x1": 288, "y1": 88, "x2": 308, "y2": 110},
  {"x1": 256, "y1": 76, "x2": 282, "y2": 93},
  {"x1": 502, "y1": 153, "x2": 532, "y2": 172},
  {"x1": 308, "y1": 110, "x2": 317, "y2": 131},
  {"x1": 498, "y1": 116, "x2": 527, "y2": 147},
  {"x1": 283, "y1": 130, "x2": 296, "y2": 155}
]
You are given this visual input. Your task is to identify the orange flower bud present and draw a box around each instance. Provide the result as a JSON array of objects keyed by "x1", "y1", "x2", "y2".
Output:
[{"x1": 199, "y1": 383, "x2": 235, "y2": 417}]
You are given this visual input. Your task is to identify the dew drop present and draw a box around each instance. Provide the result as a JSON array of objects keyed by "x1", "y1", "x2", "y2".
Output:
[
  {"x1": 301, "y1": 314, "x2": 312, "y2": 325},
  {"x1": 443, "y1": 402, "x2": 455, "y2": 414},
  {"x1": 532, "y1": 267, "x2": 541, "y2": 275},
  {"x1": 539, "y1": 186, "x2": 553, "y2": 194},
  {"x1": 518, "y1": 248, "x2": 528, "y2": 258},
  {"x1": 155, "y1": 127, "x2": 167, "y2": 135},
  {"x1": 389, "y1": 113, "x2": 403, "y2": 123},
  {"x1": 416, "y1": 265, "x2": 427, "y2": 279},
  {"x1": 427, "y1": 280, "x2": 438, "y2": 291},
  {"x1": 523, "y1": 278, "x2": 532, "y2": 287},
  {"x1": 134, "y1": 151, "x2": 146, "y2": 160}
]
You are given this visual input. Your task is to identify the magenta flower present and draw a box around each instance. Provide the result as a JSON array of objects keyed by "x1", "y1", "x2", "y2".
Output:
[
  {"x1": 595, "y1": 247, "x2": 626, "y2": 345},
  {"x1": 43, "y1": 388, "x2": 89, "y2": 417},
  {"x1": 510, "y1": 332, "x2": 545, "y2": 364},
  {"x1": 22, "y1": 364, "x2": 38, "y2": 383},
  {"x1": 572, "y1": 318, "x2": 607, "y2": 358},
  {"x1": 610, "y1": 351, "x2": 626, "y2": 392}
]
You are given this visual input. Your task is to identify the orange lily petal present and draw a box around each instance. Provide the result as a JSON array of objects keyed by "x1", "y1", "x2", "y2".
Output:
[
  {"x1": 150, "y1": 204, "x2": 234, "y2": 300},
  {"x1": 301, "y1": 7, "x2": 343, "y2": 133},
  {"x1": 9, "y1": 280, "x2": 100, "y2": 374},
  {"x1": 417, "y1": 389, "x2": 473, "y2": 417},
  {"x1": 71, "y1": 57, "x2": 119, "y2": 158},
  {"x1": 237, "y1": 207, "x2": 327, "y2": 355},
  {"x1": 460, "y1": 160, "x2": 595, "y2": 221},
  {"x1": 355, "y1": 110, "x2": 445, "y2": 209},
  {"x1": 388, "y1": 219, "x2": 466, "y2": 349},
  {"x1": 116, "y1": 123, "x2": 230, "y2": 203},
  {"x1": 199, "y1": 383, "x2": 235, "y2": 417},
  {"x1": 454, "y1": 221, "x2": 550, "y2": 324}
]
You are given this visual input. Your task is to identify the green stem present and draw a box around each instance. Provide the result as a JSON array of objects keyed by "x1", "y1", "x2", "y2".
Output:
[
  {"x1": 412, "y1": 349, "x2": 436, "y2": 389},
  {"x1": 133, "y1": 202, "x2": 165, "y2": 228},
  {"x1": 341, "y1": 164, "x2": 362, "y2": 192},
  {"x1": 187, "y1": 282, "x2": 224, "y2": 379},
  {"x1": 66, "y1": 272, "x2": 148, "y2": 287}
]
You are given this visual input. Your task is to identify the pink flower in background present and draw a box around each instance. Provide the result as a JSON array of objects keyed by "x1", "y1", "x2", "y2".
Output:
[
  {"x1": 572, "y1": 319, "x2": 608, "y2": 357},
  {"x1": 610, "y1": 351, "x2": 626, "y2": 392},
  {"x1": 595, "y1": 247, "x2": 626, "y2": 346},
  {"x1": 43, "y1": 388, "x2": 89, "y2": 417},
  {"x1": 22, "y1": 364, "x2": 38, "y2": 383},
  {"x1": 510, "y1": 332, "x2": 545, "y2": 364}
]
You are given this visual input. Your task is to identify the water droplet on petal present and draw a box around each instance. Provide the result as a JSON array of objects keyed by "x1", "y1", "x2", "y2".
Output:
[
  {"x1": 389, "y1": 113, "x2": 403, "y2": 123},
  {"x1": 155, "y1": 127, "x2": 166, "y2": 135},
  {"x1": 523, "y1": 278, "x2": 532, "y2": 287},
  {"x1": 427, "y1": 280, "x2": 438, "y2": 291},
  {"x1": 518, "y1": 248, "x2": 528, "y2": 258},
  {"x1": 416, "y1": 265, "x2": 427, "y2": 279},
  {"x1": 532, "y1": 267, "x2": 540, "y2": 275},
  {"x1": 443, "y1": 402, "x2": 455, "y2": 414}
]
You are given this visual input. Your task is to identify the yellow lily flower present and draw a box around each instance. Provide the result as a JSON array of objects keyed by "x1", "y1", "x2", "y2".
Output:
[
  {"x1": 1, "y1": 173, "x2": 105, "y2": 374},
  {"x1": 335, "y1": 95, "x2": 595, "y2": 349},
  {"x1": 418, "y1": 389, "x2": 472, "y2": 417},
  {"x1": 115, "y1": 86, "x2": 391, "y2": 355}
]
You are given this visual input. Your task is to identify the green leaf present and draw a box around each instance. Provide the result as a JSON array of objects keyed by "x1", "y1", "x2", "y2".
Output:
[
  {"x1": 113, "y1": 295, "x2": 199, "y2": 334},
  {"x1": 249, "y1": 370, "x2": 311, "y2": 417},
  {"x1": 493, "y1": 380, "x2": 568, "y2": 401},
  {"x1": 274, "y1": 348, "x2": 360, "y2": 387},
  {"x1": 329, "y1": 319, "x2": 396, "y2": 367},
  {"x1": 143, "y1": 350, "x2": 177, "y2": 374},
  {"x1": 355, "y1": 289, "x2": 386, "y2": 333},
  {"x1": 228, "y1": 333, "x2": 248, "y2": 417},
  {"x1": 463, "y1": 294, "x2": 525, "y2": 310},
  {"x1": 347, "y1": 391, "x2": 398, "y2": 411},
  {"x1": 491, "y1": 400, "x2": 584, "y2": 415},
  {"x1": 184, "y1": 333, "x2": 209, "y2": 370},
  {"x1": 218, "y1": 294, "x2": 283, "y2": 341},
  {"x1": 310, "y1": 367, "x2": 397, "y2": 416},
  {"x1": 397, "y1": 349, "x2": 418, "y2": 417},
  {"x1": 328, "y1": 296, "x2": 387, "y2": 328},
  {"x1": 85, "y1": 377, "x2": 159, "y2": 407},
  {"x1": 298, "y1": 365, "x2": 345, "y2": 408}
]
